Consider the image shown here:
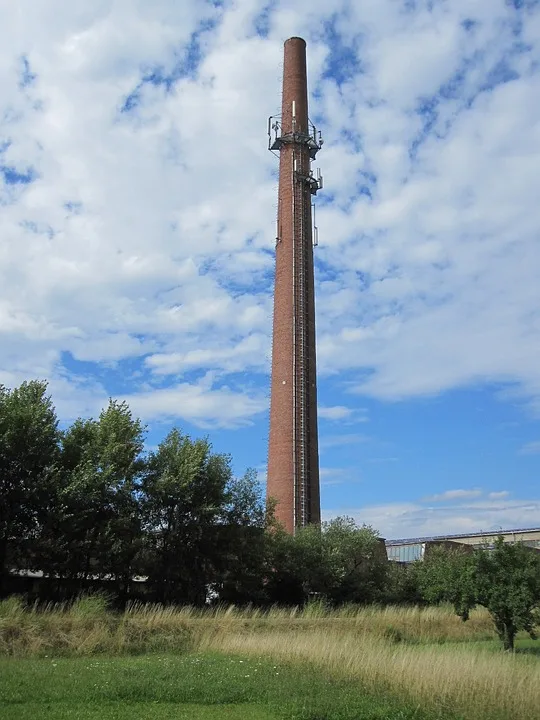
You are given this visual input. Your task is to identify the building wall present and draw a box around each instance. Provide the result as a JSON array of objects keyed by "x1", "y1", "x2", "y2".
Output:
[{"x1": 386, "y1": 529, "x2": 540, "y2": 563}]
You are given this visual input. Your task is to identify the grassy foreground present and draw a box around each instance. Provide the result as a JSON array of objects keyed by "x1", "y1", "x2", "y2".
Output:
[
  {"x1": 1, "y1": 598, "x2": 539, "y2": 719},
  {"x1": 0, "y1": 652, "x2": 442, "y2": 720}
]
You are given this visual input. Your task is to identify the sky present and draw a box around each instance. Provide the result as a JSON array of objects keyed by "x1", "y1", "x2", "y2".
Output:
[{"x1": 1, "y1": 0, "x2": 540, "y2": 540}]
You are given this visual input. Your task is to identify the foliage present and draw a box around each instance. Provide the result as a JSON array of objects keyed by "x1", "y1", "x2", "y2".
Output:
[
  {"x1": 266, "y1": 517, "x2": 388, "y2": 606},
  {"x1": 214, "y1": 468, "x2": 272, "y2": 605},
  {"x1": 140, "y1": 428, "x2": 235, "y2": 604},
  {"x1": 0, "y1": 380, "x2": 391, "y2": 609},
  {"x1": 35, "y1": 401, "x2": 146, "y2": 602},
  {"x1": 383, "y1": 561, "x2": 424, "y2": 605},
  {"x1": 0, "y1": 380, "x2": 279, "y2": 607},
  {"x1": 418, "y1": 545, "x2": 477, "y2": 621},
  {"x1": 475, "y1": 538, "x2": 540, "y2": 650},
  {"x1": 419, "y1": 537, "x2": 540, "y2": 650},
  {"x1": 0, "y1": 381, "x2": 60, "y2": 593}
]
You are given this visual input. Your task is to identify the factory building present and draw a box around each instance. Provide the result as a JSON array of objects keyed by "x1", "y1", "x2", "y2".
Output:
[{"x1": 386, "y1": 527, "x2": 540, "y2": 563}]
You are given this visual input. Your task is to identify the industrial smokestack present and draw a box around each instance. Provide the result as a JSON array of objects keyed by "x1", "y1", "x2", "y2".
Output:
[{"x1": 266, "y1": 37, "x2": 322, "y2": 533}]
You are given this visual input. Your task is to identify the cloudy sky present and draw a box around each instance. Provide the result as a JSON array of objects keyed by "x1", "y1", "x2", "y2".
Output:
[{"x1": 2, "y1": 0, "x2": 540, "y2": 539}]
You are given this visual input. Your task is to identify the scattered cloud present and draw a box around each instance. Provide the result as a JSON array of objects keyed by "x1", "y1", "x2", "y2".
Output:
[
  {"x1": 318, "y1": 405, "x2": 355, "y2": 421},
  {"x1": 1, "y1": 0, "x2": 540, "y2": 481},
  {"x1": 319, "y1": 467, "x2": 360, "y2": 487},
  {"x1": 319, "y1": 433, "x2": 371, "y2": 449},
  {"x1": 519, "y1": 441, "x2": 540, "y2": 455},
  {"x1": 424, "y1": 489, "x2": 483, "y2": 503},
  {"x1": 324, "y1": 496, "x2": 540, "y2": 541},
  {"x1": 488, "y1": 491, "x2": 510, "y2": 500},
  {"x1": 121, "y1": 377, "x2": 267, "y2": 429}
]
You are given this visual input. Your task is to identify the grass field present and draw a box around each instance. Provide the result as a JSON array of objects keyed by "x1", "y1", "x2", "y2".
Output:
[
  {"x1": 1, "y1": 598, "x2": 539, "y2": 719},
  {"x1": 0, "y1": 652, "x2": 445, "y2": 720}
]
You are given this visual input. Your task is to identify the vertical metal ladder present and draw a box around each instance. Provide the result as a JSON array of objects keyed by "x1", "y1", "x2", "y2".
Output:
[{"x1": 293, "y1": 149, "x2": 309, "y2": 528}]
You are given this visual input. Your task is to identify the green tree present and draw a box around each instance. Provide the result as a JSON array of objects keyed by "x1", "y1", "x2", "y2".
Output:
[
  {"x1": 420, "y1": 537, "x2": 540, "y2": 651},
  {"x1": 141, "y1": 428, "x2": 233, "y2": 604},
  {"x1": 40, "y1": 400, "x2": 145, "y2": 600},
  {"x1": 0, "y1": 381, "x2": 60, "y2": 594},
  {"x1": 264, "y1": 526, "x2": 307, "y2": 606},
  {"x1": 267, "y1": 517, "x2": 387, "y2": 606},
  {"x1": 475, "y1": 538, "x2": 540, "y2": 651},
  {"x1": 383, "y1": 561, "x2": 424, "y2": 605},
  {"x1": 418, "y1": 545, "x2": 476, "y2": 621},
  {"x1": 216, "y1": 468, "x2": 272, "y2": 605},
  {"x1": 314, "y1": 517, "x2": 388, "y2": 605},
  {"x1": 93, "y1": 400, "x2": 146, "y2": 600}
]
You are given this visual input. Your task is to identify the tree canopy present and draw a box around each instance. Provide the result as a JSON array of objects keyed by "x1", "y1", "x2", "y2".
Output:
[
  {"x1": 419, "y1": 538, "x2": 540, "y2": 650},
  {"x1": 0, "y1": 380, "x2": 389, "y2": 609},
  {"x1": 4, "y1": 377, "x2": 537, "y2": 639}
]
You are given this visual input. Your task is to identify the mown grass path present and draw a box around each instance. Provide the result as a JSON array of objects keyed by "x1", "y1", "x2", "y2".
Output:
[{"x1": 0, "y1": 652, "x2": 449, "y2": 720}]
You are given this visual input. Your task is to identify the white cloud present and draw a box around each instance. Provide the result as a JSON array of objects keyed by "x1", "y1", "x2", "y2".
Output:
[
  {"x1": 324, "y1": 497, "x2": 540, "y2": 540},
  {"x1": 425, "y1": 489, "x2": 483, "y2": 503},
  {"x1": 318, "y1": 405, "x2": 355, "y2": 421},
  {"x1": 519, "y1": 441, "x2": 540, "y2": 456},
  {"x1": 488, "y1": 491, "x2": 510, "y2": 500},
  {"x1": 145, "y1": 333, "x2": 270, "y2": 376},
  {"x1": 121, "y1": 376, "x2": 267, "y2": 429},
  {"x1": 0, "y1": 0, "x2": 540, "y2": 435}
]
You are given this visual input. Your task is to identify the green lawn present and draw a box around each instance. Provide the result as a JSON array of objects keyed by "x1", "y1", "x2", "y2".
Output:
[
  {"x1": 0, "y1": 652, "x2": 453, "y2": 720},
  {"x1": 1, "y1": 702, "x2": 274, "y2": 719}
]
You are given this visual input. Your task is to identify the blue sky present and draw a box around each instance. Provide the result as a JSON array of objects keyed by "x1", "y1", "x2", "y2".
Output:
[{"x1": 1, "y1": 0, "x2": 540, "y2": 538}]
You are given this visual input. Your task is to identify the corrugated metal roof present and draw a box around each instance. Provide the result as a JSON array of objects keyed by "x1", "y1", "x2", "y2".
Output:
[{"x1": 386, "y1": 526, "x2": 540, "y2": 547}]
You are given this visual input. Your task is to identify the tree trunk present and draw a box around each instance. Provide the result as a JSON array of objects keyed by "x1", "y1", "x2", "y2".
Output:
[
  {"x1": 503, "y1": 622, "x2": 515, "y2": 652},
  {"x1": 0, "y1": 535, "x2": 7, "y2": 597}
]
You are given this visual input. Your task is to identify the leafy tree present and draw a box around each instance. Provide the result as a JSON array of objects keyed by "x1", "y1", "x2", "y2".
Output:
[
  {"x1": 419, "y1": 538, "x2": 540, "y2": 651},
  {"x1": 264, "y1": 526, "x2": 307, "y2": 605},
  {"x1": 0, "y1": 381, "x2": 60, "y2": 594},
  {"x1": 39, "y1": 401, "x2": 145, "y2": 601},
  {"x1": 383, "y1": 561, "x2": 424, "y2": 605},
  {"x1": 141, "y1": 428, "x2": 233, "y2": 605},
  {"x1": 418, "y1": 545, "x2": 476, "y2": 621},
  {"x1": 33, "y1": 417, "x2": 98, "y2": 590},
  {"x1": 314, "y1": 517, "x2": 388, "y2": 605},
  {"x1": 267, "y1": 517, "x2": 387, "y2": 606},
  {"x1": 215, "y1": 468, "x2": 272, "y2": 605},
  {"x1": 93, "y1": 400, "x2": 146, "y2": 599},
  {"x1": 475, "y1": 538, "x2": 540, "y2": 650}
]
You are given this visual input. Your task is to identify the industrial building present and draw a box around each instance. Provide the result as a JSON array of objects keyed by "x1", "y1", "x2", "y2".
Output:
[{"x1": 386, "y1": 527, "x2": 540, "y2": 563}]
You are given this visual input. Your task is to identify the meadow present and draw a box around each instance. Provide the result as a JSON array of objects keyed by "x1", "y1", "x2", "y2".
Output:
[{"x1": 1, "y1": 597, "x2": 539, "y2": 720}]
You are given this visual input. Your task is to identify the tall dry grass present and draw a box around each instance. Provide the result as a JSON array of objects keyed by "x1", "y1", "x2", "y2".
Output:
[
  {"x1": 203, "y1": 627, "x2": 540, "y2": 720},
  {"x1": 0, "y1": 596, "x2": 496, "y2": 658}
]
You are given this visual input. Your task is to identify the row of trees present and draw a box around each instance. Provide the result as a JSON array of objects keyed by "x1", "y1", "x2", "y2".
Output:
[
  {"x1": 2, "y1": 380, "x2": 540, "y2": 650},
  {"x1": 0, "y1": 380, "x2": 388, "y2": 606},
  {"x1": 419, "y1": 539, "x2": 540, "y2": 651}
]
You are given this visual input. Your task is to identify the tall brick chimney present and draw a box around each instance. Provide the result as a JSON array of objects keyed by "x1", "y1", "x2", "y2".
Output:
[{"x1": 266, "y1": 37, "x2": 322, "y2": 533}]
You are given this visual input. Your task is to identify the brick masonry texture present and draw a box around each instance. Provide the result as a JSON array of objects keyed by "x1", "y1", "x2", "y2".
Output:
[{"x1": 266, "y1": 38, "x2": 321, "y2": 533}]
